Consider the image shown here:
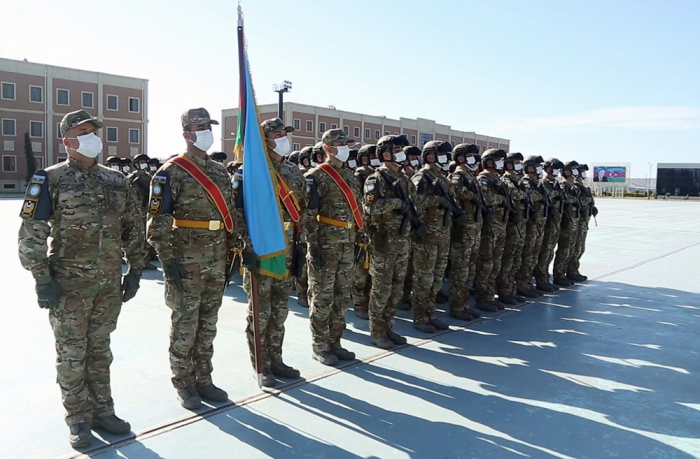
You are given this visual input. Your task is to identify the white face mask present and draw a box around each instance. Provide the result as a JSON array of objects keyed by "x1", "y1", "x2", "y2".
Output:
[
  {"x1": 123, "y1": 166, "x2": 131, "y2": 173},
  {"x1": 514, "y1": 163, "x2": 523, "y2": 172},
  {"x1": 581, "y1": 171, "x2": 587, "y2": 179},
  {"x1": 347, "y1": 160, "x2": 357, "y2": 169},
  {"x1": 442, "y1": 163, "x2": 450, "y2": 171},
  {"x1": 110, "y1": 165, "x2": 120, "y2": 171},
  {"x1": 393, "y1": 151, "x2": 406, "y2": 164},
  {"x1": 71, "y1": 132, "x2": 102, "y2": 158},
  {"x1": 311, "y1": 161, "x2": 318, "y2": 167},
  {"x1": 536, "y1": 166, "x2": 544, "y2": 175},
  {"x1": 192, "y1": 129, "x2": 214, "y2": 151},
  {"x1": 410, "y1": 159, "x2": 420, "y2": 168},
  {"x1": 495, "y1": 160, "x2": 505, "y2": 170},
  {"x1": 553, "y1": 169, "x2": 561, "y2": 177},
  {"x1": 437, "y1": 155, "x2": 448, "y2": 165},
  {"x1": 572, "y1": 169, "x2": 579, "y2": 176},
  {"x1": 139, "y1": 163, "x2": 148, "y2": 170},
  {"x1": 272, "y1": 136, "x2": 291, "y2": 156},
  {"x1": 335, "y1": 145, "x2": 350, "y2": 162},
  {"x1": 149, "y1": 165, "x2": 157, "y2": 172},
  {"x1": 370, "y1": 158, "x2": 381, "y2": 167},
  {"x1": 466, "y1": 156, "x2": 476, "y2": 165}
]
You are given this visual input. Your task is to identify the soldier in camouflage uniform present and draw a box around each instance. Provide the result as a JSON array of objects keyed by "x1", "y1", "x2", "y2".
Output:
[
  {"x1": 351, "y1": 144, "x2": 376, "y2": 320},
  {"x1": 304, "y1": 129, "x2": 362, "y2": 366},
  {"x1": 496, "y1": 153, "x2": 527, "y2": 304},
  {"x1": 120, "y1": 157, "x2": 132, "y2": 175},
  {"x1": 148, "y1": 157, "x2": 161, "y2": 173},
  {"x1": 516, "y1": 155, "x2": 547, "y2": 298},
  {"x1": 147, "y1": 108, "x2": 239, "y2": 409},
  {"x1": 567, "y1": 163, "x2": 598, "y2": 281},
  {"x1": 474, "y1": 149, "x2": 510, "y2": 312},
  {"x1": 233, "y1": 118, "x2": 306, "y2": 388},
  {"x1": 397, "y1": 145, "x2": 422, "y2": 311},
  {"x1": 362, "y1": 136, "x2": 416, "y2": 348},
  {"x1": 106, "y1": 155, "x2": 121, "y2": 171},
  {"x1": 294, "y1": 145, "x2": 315, "y2": 308},
  {"x1": 127, "y1": 153, "x2": 158, "y2": 270},
  {"x1": 411, "y1": 140, "x2": 466, "y2": 332},
  {"x1": 534, "y1": 158, "x2": 565, "y2": 292},
  {"x1": 311, "y1": 141, "x2": 326, "y2": 167},
  {"x1": 553, "y1": 160, "x2": 581, "y2": 287},
  {"x1": 19, "y1": 110, "x2": 145, "y2": 448},
  {"x1": 447, "y1": 144, "x2": 484, "y2": 320}
]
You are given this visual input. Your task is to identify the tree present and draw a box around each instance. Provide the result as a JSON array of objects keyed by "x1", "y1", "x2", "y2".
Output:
[{"x1": 23, "y1": 132, "x2": 37, "y2": 185}]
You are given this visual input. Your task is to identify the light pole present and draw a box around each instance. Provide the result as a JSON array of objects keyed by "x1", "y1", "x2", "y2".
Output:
[
  {"x1": 647, "y1": 162, "x2": 654, "y2": 199},
  {"x1": 272, "y1": 80, "x2": 292, "y2": 120}
]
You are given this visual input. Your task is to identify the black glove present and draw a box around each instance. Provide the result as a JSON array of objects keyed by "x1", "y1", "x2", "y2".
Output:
[
  {"x1": 414, "y1": 223, "x2": 428, "y2": 242},
  {"x1": 35, "y1": 278, "x2": 60, "y2": 310},
  {"x1": 121, "y1": 268, "x2": 142, "y2": 303},
  {"x1": 242, "y1": 247, "x2": 260, "y2": 274},
  {"x1": 399, "y1": 200, "x2": 410, "y2": 215},
  {"x1": 591, "y1": 206, "x2": 599, "y2": 217},
  {"x1": 310, "y1": 245, "x2": 323, "y2": 270},
  {"x1": 162, "y1": 258, "x2": 184, "y2": 292},
  {"x1": 453, "y1": 211, "x2": 468, "y2": 226},
  {"x1": 438, "y1": 196, "x2": 451, "y2": 209}
]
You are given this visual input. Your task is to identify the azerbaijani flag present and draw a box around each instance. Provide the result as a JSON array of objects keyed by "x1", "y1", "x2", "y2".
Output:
[{"x1": 234, "y1": 7, "x2": 287, "y2": 279}]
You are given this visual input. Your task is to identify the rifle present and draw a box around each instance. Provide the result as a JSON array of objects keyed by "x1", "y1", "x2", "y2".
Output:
[
  {"x1": 432, "y1": 177, "x2": 467, "y2": 226},
  {"x1": 290, "y1": 223, "x2": 305, "y2": 278},
  {"x1": 520, "y1": 178, "x2": 538, "y2": 222},
  {"x1": 538, "y1": 181, "x2": 553, "y2": 218},
  {"x1": 378, "y1": 170, "x2": 427, "y2": 240}
]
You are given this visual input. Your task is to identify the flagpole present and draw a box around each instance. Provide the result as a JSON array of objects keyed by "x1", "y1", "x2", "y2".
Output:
[{"x1": 251, "y1": 272, "x2": 264, "y2": 388}]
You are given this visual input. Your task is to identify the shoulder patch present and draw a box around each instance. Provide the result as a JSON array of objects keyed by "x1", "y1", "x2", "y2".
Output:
[
  {"x1": 480, "y1": 178, "x2": 490, "y2": 187},
  {"x1": 20, "y1": 170, "x2": 51, "y2": 220},
  {"x1": 450, "y1": 175, "x2": 461, "y2": 185}
]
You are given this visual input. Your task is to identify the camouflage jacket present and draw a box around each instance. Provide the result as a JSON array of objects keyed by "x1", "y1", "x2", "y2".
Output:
[
  {"x1": 520, "y1": 175, "x2": 545, "y2": 223},
  {"x1": 501, "y1": 171, "x2": 527, "y2": 220},
  {"x1": 304, "y1": 160, "x2": 362, "y2": 246},
  {"x1": 412, "y1": 166, "x2": 455, "y2": 234},
  {"x1": 127, "y1": 168, "x2": 152, "y2": 210},
  {"x1": 449, "y1": 167, "x2": 481, "y2": 225},
  {"x1": 477, "y1": 170, "x2": 507, "y2": 224},
  {"x1": 18, "y1": 156, "x2": 146, "y2": 281},
  {"x1": 575, "y1": 181, "x2": 595, "y2": 214},
  {"x1": 354, "y1": 166, "x2": 375, "y2": 188},
  {"x1": 363, "y1": 164, "x2": 414, "y2": 244},
  {"x1": 560, "y1": 179, "x2": 581, "y2": 218},
  {"x1": 146, "y1": 150, "x2": 239, "y2": 263},
  {"x1": 539, "y1": 176, "x2": 564, "y2": 218}
]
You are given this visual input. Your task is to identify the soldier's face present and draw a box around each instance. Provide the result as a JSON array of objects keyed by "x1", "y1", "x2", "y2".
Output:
[
  {"x1": 183, "y1": 122, "x2": 211, "y2": 142},
  {"x1": 266, "y1": 130, "x2": 285, "y2": 149},
  {"x1": 63, "y1": 123, "x2": 97, "y2": 152}
]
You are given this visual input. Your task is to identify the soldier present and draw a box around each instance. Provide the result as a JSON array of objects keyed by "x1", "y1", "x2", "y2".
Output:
[
  {"x1": 288, "y1": 150, "x2": 301, "y2": 167},
  {"x1": 294, "y1": 145, "x2": 315, "y2": 308},
  {"x1": 298, "y1": 145, "x2": 313, "y2": 172},
  {"x1": 347, "y1": 148, "x2": 359, "y2": 170},
  {"x1": 147, "y1": 157, "x2": 161, "y2": 173},
  {"x1": 127, "y1": 153, "x2": 158, "y2": 270},
  {"x1": 210, "y1": 151, "x2": 228, "y2": 165},
  {"x1": 515, "y1": 155, "x2": 547, "y2": 298},
  {"x1": 411, "y1": 140, "x2": 465, "y2": 332},
  {"x1": 473, "y1": 149, "x2": 510, "y2": 312},
  {"x1": 226, "y1": 160, "x2": 240, "y2": 177},
  {"x1": 19, "y1": 110, "x2": 145, "y2": 448},
  {"x1": 567, "y1": 164, "x2": 597, "y2": 282},
  {"x1": 304, "y1": 128, "x2": 362, "y2": 365},
  {"x1": 403, "y1": 145, "x2": 421, "y2": 177},
  {"x1": 120, "y1": 157, "x2": 132, "y2": 175},
  {"x1": 553, "y1": 160, "x2": 582, "y2": 286},
  {"x1": 147, "y1": 107, "x2": 238, "y2": 409},
  {"x1": 534, "y1": 158, "x2": 565, "y2": 292},
  {"x1": 311, "y1": 141, "x2": 326, "y2": 167},
  {"x1": 106, "y1": 155, "x2": 121, "y2": 171},
  {"x1": 396, "y1": 145, "x2": 422, "y2": 310},
  {"x1": 233, "y1": 118, "x2": 306, "y2": 388},
  {"x1": 447, "y1": 143, "x2": 485, "y2": 320},
  {"x1": 496, "y1": 152, "x2": 527, "y2": 304},
  {"x1": 351, "y1": 144, "x2": 377, "y2": 320}
]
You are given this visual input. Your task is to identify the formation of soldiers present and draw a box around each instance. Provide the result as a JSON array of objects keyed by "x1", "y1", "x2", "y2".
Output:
[{"x1": 18, "y1": 108, "x2": 597, "y2": 449}]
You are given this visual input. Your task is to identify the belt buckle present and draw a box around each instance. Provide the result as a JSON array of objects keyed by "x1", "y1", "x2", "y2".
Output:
[
  {"x1": 346, "y1": 221, "x2": 353, "y2": 229},
  {"x1": 209, "y1": 220, "x2": 221, "y2": 231}
]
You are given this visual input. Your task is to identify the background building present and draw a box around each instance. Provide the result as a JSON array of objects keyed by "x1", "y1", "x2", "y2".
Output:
[
  {"x1": 0, "y1": 57, "x2": 148, "y2": 192},
  {"x1": 656, "y1": 163, "x2": 700, "y2": 197},
  {"x1": 221, "y1": 102, "x2": 510, "y2": 162}
]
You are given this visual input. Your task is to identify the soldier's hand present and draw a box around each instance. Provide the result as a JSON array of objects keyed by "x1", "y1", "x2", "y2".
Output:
[
  {"x1": 162, "y1": 259, "x2": 184, "y2": 292},
  {"x1": 414, "y1": 223, "x2": 428, "y2": 242},
  {"x1": 591, "y1": 206, "x2": 599, "y2": 216},
  {"x1": 242, "y1": 247, "x2": 260, "y2": 274},
  {"x1": 35, "y1": 278, "x2": 60, "y2": 310},
  {"x1": 438, "y1": 196, "x2": 451, "y2": 209},
  {"x1": 453, "y1": 211, "x2": 468, "y2": 226},
  {"x1": 121, "y1": 268, "x2": 142, "y2": 303},
  {"x1": 310, "y1": 245, "x2": 324, "y2": 270}
]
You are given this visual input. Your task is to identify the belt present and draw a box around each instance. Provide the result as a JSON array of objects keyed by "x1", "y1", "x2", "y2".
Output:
[
  {"x1": 173, "y1": 218, "x2": 224, "y2": 231},
  {"x1": 317, "y1": 215, "x2": 355, "y2": 229},
  {"x1": 283, "y1": 221, "x2": 294, "y2": 231}
]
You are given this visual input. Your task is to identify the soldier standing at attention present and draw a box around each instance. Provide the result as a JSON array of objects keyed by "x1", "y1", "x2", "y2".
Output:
[
  {"x1": 516, "y1": 155, "x2": 547, "y2": 298},
  {"x1": 304, "y1": 129, "x2": 363, "y2": 366},
  {"x1": 396, "y1": 145, "x2": 423, "y2": 311},
  {"x1": 119, "y1": 157, "x2": 132, "y2": 176},
  {"x1": 147, "y1": 108, "x2": 238, "y2": 410},
  {"x1": 233, "y1": 118, "x2": 306, "y2": 388},
  {"x1": 534, "y1": 158, "x2": 565, "y2": 292},
  {"x1": 19, "y1": 110, "x2": 146, "y2": 448},
  {"x1": 294, "y1": 145, "x2": 315, "y2": 307},
  {"x1": 127, "y1": 154, "x2": 157, "y2": 270},
  {"x1": 567, "y1": 164, "x2": 597, "y2": 282},
  {"x1": 351, "y1": 144, "x2": 377, "y2": 320},
  {"x1": 553, "y1": 160, "x2": 581, "y2": 287},
  {"x1": 106, "y1": 155, "x2": 122, "y2": 171}
]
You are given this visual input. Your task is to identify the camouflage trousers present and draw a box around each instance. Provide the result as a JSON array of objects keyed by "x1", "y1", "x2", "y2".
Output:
[
  {"x1": 307, "y1": 241, "x2": 354, "y2": 353},
  {"x1": 243, "y1": 271, "x2": 292, "y2": 371},
  {"x1": 401, "y1": 244, "x2": 414, "y2": 303},
  {"x1": 448, "y1": 223, "x2": 481, "y2": 312},
  {"x1": 165, "y1": 260, "x2": 225, "y2": 389},
  {"x1": 497, "y1": 220, "x2": 526, "y2": 297},
  {"x1": 553, "y1": 215, "x2": 580, "y2": 279},
  {"x1": 474, "y1": 221, "x2": 507, "y2": 302},
  {"x1": 516, "y1": 219, "x2": 545, "y2": 289},
  {"x1": 352, "y1": 249, "x2": 372, "y2": 314},
  {"x1": 467, "y1": 223, "x2": 483, "y2": 286},
  {"x1": 368, "y1": 242, "x2": 409, "y2": 338},
  {"x1": 534, "y1": 213, "x2": 562, "y2": 284},
  {"x1": 295, "y1": 246, "x2": 309, "y2": 302},
  {"x1": 412, "y1": 232, "x2": 450, "y2": 323},
  {"x1": 50, "y1": 274, "x2": 122, "y2": 426},
  {"x1": 567, "y1": 217, "x2": 590, "y2": 275}
]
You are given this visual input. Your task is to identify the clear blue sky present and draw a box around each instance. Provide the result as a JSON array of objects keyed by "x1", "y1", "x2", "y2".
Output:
[{"x1": 2, "y1": 0, "x2": 699, "y2": 177}]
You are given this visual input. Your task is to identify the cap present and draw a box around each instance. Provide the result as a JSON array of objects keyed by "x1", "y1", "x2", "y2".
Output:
[
  {"x1": 322, "y1": 128, "x2": 354, "y2": 145},
  {"x1": 181, "y1": 108, "x2": 219, "y2": 130},
  {"x1": 133, "y1": 154, "x2": 150, "y2": 162},
  {"x1": 261, "y1": 117, "x2": 294, "y2": 134},
  {"x1": 60, "y1": 110, "x2": 104, "y2": 137}
]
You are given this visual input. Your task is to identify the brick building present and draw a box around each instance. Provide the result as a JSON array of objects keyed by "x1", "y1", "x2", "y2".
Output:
[
  {"x1": 0, "y1": 57, "x2": 148, "y2": 192},
  {"x1": 220, "y1": 102, "x2": 509, "y2": 162}
]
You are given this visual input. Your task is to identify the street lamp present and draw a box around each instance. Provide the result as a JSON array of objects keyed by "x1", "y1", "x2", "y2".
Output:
[
  {"x1": 272, "y1": 80, "x2": 292, "y2": 120},
  {"x1": 647, "y1": 162, "x2": 654, "y2": 199}
]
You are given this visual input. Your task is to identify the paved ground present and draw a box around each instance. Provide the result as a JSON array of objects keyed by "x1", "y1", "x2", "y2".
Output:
[{"x1": 2, "y1": 198, "x2": 700, "y2": 459}]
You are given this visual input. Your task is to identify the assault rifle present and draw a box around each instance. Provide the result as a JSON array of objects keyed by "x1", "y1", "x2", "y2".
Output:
[
  {"x1": 378, "y1": 170, "x2": 427, "y2": 241},
  {"x1": 432, "y1": 178, "x2": 468, "y2": 226}
]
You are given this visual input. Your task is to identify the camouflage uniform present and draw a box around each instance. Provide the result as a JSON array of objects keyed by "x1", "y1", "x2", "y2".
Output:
[
  {"x1": 568, "y1": 180, "x2": 595, "y2": 278},
  {"x1": 553, "y1": 177, "x2": 581, "y2": 282},
  {"x1": 534, "y1": 174, "x2": 564, "y2": 287},
  {"x1": 294, "y1": 146, "x2": 314, "y2": 306},
  {"x1": 127, "y1": 161, "x2": 155, "y2": 263},
  {"x1": 19, "y1": 154, "x2": 145, "y2": 427},
  {"x1": 147, "y1": 149, "x2": 238, "y2": 390},
  {"x1": 352, "y1": 163, "x2": 375, "y2": 316},
  {"x1": 496, "y1": 170, "x2": 527, "y2": 300},
  {"x1": 516, "y1": 172, "x2": 546, "y2": 294}
]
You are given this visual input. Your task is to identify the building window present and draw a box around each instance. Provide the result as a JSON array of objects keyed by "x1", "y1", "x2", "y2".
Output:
[
  {"x1": 106, "y1": 127, "x2": 118, "y2": 142},
  {"x1": 343, "y1": 125, "x2": 349, "y2": 135},
  {"x1": 306, "y1": 120, "x2": 313, "y2": 132},
  {"x1": 56, "y1": 89, "x2": 69, "y2": 106},
  {"x1": 2, "y1": 119, "x2": 16, "y2": 136},
  {"x1": 1, "y1": 82, "x2": 15, "y2": 100},
  {"x1": 129, "y1": 128, "x2": 140, "y2": 143},
  {"x1": 331, "y1": 124, "x2": 337, "y2": 129},
  {"x1": 34, "y1": 157, "x2": 44, "y2": 170},
  {"x1": 319, "y1": 122, "x2": 326, "y2": 133},
  {"x1": 375, "y1": 130, "x2": 380, "y2": 139},
  {"x1": 293, "y1": 118, "x2": 300, "y2": 131},
  {"x1": 129, "y1": 97, "x2": 140, "y2": 113},
  {"x1": 107, "y1": 95, "x2": 118, "y2": 110},
  {"x1": 384, "y1": 131, "x2": 390, "y2": 135},
  {"x1": 30, "y1": 121, "x2": 43, "y2": 138},
  {"x1": 56, "y1": 123, "x2": 62, "y2": 138},
  {"x1": 411, "y1": 135, "x2": 416, "y2": 145},
  {"x1": 82, "y1": 91, "x2": 94, "y2": 108},
  {"x1": 419, "y1": 133, "x2": 433, "y2": 146},
  {"x1": 293, "y1": 143, "x2": 300, "y2": 150},
  {"x1": 2, "y1": 155, "x2": 16, "y2": 172},
  {"x1": 29, "y1": 86, "x2": 43, "y2": 103},
  {"x1": 354, "y1": 127, "x2": 360, "y2": 138},
  {"x1": 364, "y1": 128, "x2": 370, "y2": 139}
]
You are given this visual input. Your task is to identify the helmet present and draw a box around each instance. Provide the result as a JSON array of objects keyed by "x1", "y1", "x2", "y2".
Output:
[
  {"x1": 481, "y1": 148, "x2": 507, "y2": 168},
  {"x1": 377, "y1": 135, "x2": 398, "y2": 155},
  {"x1": 421, "y1": 140, "x2": 452, "y2": 162},
  {"x1": 543, "y1": 157, "x2": 564, "y2": 171},
  {"x1": 522, "y1": 155, "x2": 544, "y2": 174},
  {"x1": 577, "y1": 163, "x2": 589, "y2": 171},
  {"x1": 357, "y1": 144, "x2": 377, "y2": 166},
  {"x1": 563, "y1": 160, "x2": 580, "y2": 170},
  {"x1": 288, "y1": 150, "x2": 300, "y2": 165},
  {"x1": 312, "y1": 141, "x2": 325, "y2": 164},
  {"x1": 299, "y1": 146, "x2": 313, "y2": 167},
  {"x1": 453, "y1": 143, "x2": 479, "y2": 160}
]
